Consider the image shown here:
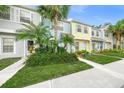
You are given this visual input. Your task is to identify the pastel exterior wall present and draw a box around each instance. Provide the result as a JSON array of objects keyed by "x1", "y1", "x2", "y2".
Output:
[
  {"x1": 104, "y1": 33, "x2": 113, "y2": 49},
  {"x1": 71, "y1": 22, "x2": 91, "y2": 41},
  {"x1": 101, "y1": 26, "x2": 113, "y2": 50},
  {"x1": 91, "y1": 27, "x2": 104, "y2": 51},
  {"x1": 71, "y1": 21, "x2": 92, "y2": 52}
]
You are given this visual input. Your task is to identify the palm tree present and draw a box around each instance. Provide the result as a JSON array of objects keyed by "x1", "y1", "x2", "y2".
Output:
[
  {"x1": 16, "y1": 23, "x2": 51, "y2": 49},
  {"x1": 108, "y1": 19, "x2": 124, "y2": 49},
  {"x1": 0, "y1": 5, "x2": 9, "y2": 13},
  {"x1": 37, "y1": 5, "x2": 70, "y2": 40},
  {"x1": 60, "y1": 34, "x2": 74, "y2": 49}
]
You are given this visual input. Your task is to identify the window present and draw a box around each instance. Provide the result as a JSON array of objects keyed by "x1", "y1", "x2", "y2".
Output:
[
  {"x1": 77, "y1": 25, "x2": 82, "y2": 32},
  {"x1": 75, "y1": 42, "x2": 79, "y2": 51},
  {"x1": 3, "y1": 38, "x2": 14, "y2": 53},
  {"x1": 96, "y1": 31, "x2": 99, "y2": 36},
  {"x1": 84, "y1": 26, "x2": 88, "y2": 33},
  {"x1": 20, "y1": 10, "x2": 31, "y2": 23},
  {"x1": 92, "y1": 31, "x2": 94, "y2": 36},
  {"x1": 0, "y1": 8, "x2": 10, "y2": 20},
  {"x1": 105, "y1": 32, "x2": 109, "y2": 37}
]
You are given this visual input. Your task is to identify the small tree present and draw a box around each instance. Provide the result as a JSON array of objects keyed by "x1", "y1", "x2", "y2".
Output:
[
  {"x1": 60, "y1": 34, "x2": 74, "y2": 49},
  {"x1": 16, "y1": 23, "x2": 51, "y2": 52},
  {"x1": 0, "y1": 5, "x2": 9, "y2": 13},
  {"x1": 108, "y1": 20, "x2": 124, "y2": 49},
  {"x1": 37, "y1": 5, "x2": 70, "y2": 40}
]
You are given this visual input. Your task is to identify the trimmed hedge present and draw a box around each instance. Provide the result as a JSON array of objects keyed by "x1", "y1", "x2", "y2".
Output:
[{"x1": 26, "y1": 53, "x2": 78, "y2": 66}]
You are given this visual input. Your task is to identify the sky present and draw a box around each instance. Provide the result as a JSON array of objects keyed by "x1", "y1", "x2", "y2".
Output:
[
  {"x1": 68, "y1": 5, "x2": 124, "y2": 26},
  {"x1": 29, "y1": 5, "x2": 124, "y2": 26}
]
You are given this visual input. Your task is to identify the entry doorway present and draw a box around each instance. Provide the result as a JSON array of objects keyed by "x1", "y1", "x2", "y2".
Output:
[{"x1": 27, "y1": 40, "x2": 34, "y2": 54}]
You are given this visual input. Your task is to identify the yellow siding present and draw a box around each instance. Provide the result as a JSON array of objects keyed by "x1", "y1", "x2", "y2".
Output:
[{"x1": 71, "y1": 22, "x2": 92, "y2": 52}]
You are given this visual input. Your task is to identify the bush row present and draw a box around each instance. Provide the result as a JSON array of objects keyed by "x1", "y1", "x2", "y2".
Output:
[{"x1": 26, "y1": 52, "x2": 78, "y2": 66}]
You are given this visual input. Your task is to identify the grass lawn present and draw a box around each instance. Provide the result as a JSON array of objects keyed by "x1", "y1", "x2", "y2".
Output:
[
  {"x1": 0, "y1": 58, "x2": 21, "y2": 71},
  {"x1": 99, "y1": 52, "x2": 124, "y2": 58},
  {"x1": 84, "y1": 54, "x2": 121, "y2": 65},
  {"x1": 1, "y1": 61, "x2": 92, "y2": 88}
]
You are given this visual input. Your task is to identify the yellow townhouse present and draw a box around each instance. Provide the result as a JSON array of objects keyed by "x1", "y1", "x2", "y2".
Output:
[{"x1": 70, "y1": 20, "x2": 92, "y2": 52}]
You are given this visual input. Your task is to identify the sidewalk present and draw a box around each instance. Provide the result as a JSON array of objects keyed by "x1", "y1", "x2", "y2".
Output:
[
  {"x1": 25, "y1": 58, "x2": 124, "y2": 88},
  {"x1": 0, "y1": 58, "x2": 26, "y2": 86}
]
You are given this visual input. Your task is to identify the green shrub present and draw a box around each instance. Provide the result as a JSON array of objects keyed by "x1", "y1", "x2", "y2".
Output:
[
  {"x1": 26, "y1": 53, "x2": 42, "y2": 66},
  {"x1": 96, "y1": 49, "x2": 122, "y2": 54},
  {"x1": 26, "y1": 52, "x2": 78, "y2": 67},
  {"x1": 75, "y1": 50, "x2": 89, "y2": 57},
  {"x1": 57, "y1": 47, "x2": 67, "y2": 54}
]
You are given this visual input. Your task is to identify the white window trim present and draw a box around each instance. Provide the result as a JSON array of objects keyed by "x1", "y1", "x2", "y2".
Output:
[
  {"x1": 83, "y1": 26, "x2": 88, "y2": 34},
  {"x1": 0, "y1": 6, "x2": 36, "y2": 24},
  {"x1": 1, "y1": 37, "x2": 16, "y2": 54},
  {"x1": 77, "y1": 24, "x2": 82, "y2": 32}
]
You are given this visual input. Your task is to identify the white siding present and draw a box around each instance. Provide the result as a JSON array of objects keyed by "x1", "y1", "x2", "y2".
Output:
[{"x1": 0, "y1": 34, "x2": 25, "y2": 59}]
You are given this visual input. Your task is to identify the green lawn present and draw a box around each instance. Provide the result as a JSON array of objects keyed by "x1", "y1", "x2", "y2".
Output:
[
  {"x1": 84, "y1": 54, "x2": 121, "y2": 64},
  {"x1": 1, "y1": 61, "x2": 92, "y2": 88},
  {"x1": 0, "y1": 58, "x2": 21, "y2": 71},
  {"x1": 99, "y1": 52, "x2": 124, "y2": 58}
]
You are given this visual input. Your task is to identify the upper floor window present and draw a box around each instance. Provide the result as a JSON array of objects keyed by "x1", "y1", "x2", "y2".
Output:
[
  {"x1": 96, "y1": 31, "x2": 99, "y2": 36},
  {"x1": 3, "y1": 38, "x2": 14, "y2": 53},
  {"x1": 105, "y1": 32, "x2": 109, "y2": 37},
  {"x1": 92, "y1": 31, "x2": 94, "y2": 36},
  {"x1": 84, "y1": 26, "x2": 88, "y2": 33},
  {"x1": 0, "y1": 8, "x2": 10, "y2": 20},
  {"x1": 20, "y1": 10, "x2": 31, "y2": 24},
  {"x1": 77, "y1": 25, "x2": 82, "y2": 32}
]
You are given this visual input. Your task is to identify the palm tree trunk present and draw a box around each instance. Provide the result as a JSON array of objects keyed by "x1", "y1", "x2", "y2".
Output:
[
  {"x1": 115, "y1": 31, "x2": 121, "y2": 50},
  {"x1": 41, "y1": 17, "x2": 44, "y2": 25},
  {"x1": 54, "y1": 24, "x2": 58, "y2": 40},
  {"x1": 120, "y1": 35, "x2": 122, "y2": 49},
  {"x1": 116, "y1": 40, "x2": 120, "y2": 49},
  {"x1": 64, "y1": 44, "x2": 67, "y2": 49},
  {"x1": 53, "y1": 24, "x2": 58, "y2": 53}
]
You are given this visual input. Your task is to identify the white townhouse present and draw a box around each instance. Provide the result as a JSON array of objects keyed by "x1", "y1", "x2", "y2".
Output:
[
  {"x1": 100, "y1": 24, "x2": 113, "y2": 50},
  {"x1": 0, "y1": 5, "x2": 72, "y2": 59},
  {"x1": 0, "y1": 5, "x2": 41, "y2": 59},
  {"x1": 44, "y1": 19, "x2": 72, "y2": 52},
  {"x1": 91, "y1": 27, "x2": 104, "y2": 51},
  {"x1": 0, "y1": 5, "x2": 115, "y2": 59},
  {"x1": 120, "y1": 36, "x2": 124, "y2": 49}
]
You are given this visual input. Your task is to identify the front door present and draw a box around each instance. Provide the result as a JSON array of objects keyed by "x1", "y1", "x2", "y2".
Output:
[{"x1": 27, "y1": 40, "x2": 34, "y2": 55}]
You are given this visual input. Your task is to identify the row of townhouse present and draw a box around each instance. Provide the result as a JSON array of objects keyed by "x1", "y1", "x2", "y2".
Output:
[
  {"x1": 0, "y1": 5, "x2": 116, "y2": 59},
  {"x1": 70, "y1": 20, "x2": 113, "y2": 52}
]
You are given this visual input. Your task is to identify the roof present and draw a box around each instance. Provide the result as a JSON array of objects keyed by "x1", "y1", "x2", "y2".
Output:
[
  {"x1": 12, "y1": 5, "x2": 37, "y2": 12},
  {"x1": 61, "y1": 20, "x2": 71, "y2": 23},
  {"x1": 70, "y1": 20, "x2": 92, "y2": 27}
]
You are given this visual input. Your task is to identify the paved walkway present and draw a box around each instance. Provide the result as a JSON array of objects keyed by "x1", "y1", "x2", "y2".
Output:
[
  {"x1": 0, "y1": 58, "x2": 26, "y2": 86},
  {"x1": 25, "y1": 58, "x2": 124, "y2": 88}
]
